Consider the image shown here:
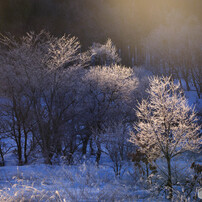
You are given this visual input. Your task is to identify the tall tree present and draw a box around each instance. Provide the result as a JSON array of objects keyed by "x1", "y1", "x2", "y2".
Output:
[{"x1": 129, "y1": 76, "x2": 201, "y2": 199}]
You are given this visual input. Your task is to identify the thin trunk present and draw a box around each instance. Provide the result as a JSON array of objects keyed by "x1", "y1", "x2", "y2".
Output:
[
  {"x1": 23, "y1": 123, "x2": 28, "y2": 164},
  {"x1": 191, "y1": 68, "x2": 200, "y2": 98},
  {"x1": 17, "y1": 143, "x2": 22, "y2": 165},
  {"x1": 184, "y1": 77, "x2": 190, "y2": 91},
  {"x1": 182, "y1": 67, "x2": 190, "y2": 91},
  {"x1": 24, "y1": 132, "x2": 28, "y2": 164},
  {"x1": 90, "y1": 137, "x2": 94, "y2": 155},
  {"x1": 82, "y1": 137, "x2": 89, "y2": 155},
  {"x1": 17, "y1": 125, "x2": 23, "y2": 166},
  {"x1": 0, "y1": 147, "x2": 5, "y2": 166},
  {"x1": 146, "y1": 163, "x2": 149, "y2": 178},
  {"x1": 42, "y1": 133, "x2": 52, "y2": 165},
  {"x1": 95, "y1": 122, "x2": 102, "y2": 166},
  {"x1": 96, "y1": 141, "x2": 101, "y2": 166},
  {"x1": 167, "y1": 157, "x2": 172, "y2": 200}
]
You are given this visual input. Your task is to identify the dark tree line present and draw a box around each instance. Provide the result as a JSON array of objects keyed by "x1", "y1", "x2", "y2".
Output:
[{"x1": 0, "y1": 0, "x2": 202, "y2": 67}]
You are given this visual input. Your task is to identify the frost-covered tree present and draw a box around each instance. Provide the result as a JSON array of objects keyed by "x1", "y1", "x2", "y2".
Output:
[
  {"x1": 0, "y1": 31, "x2": 89, "y2": 164},
  {"x1": 81, "y1": 65, "x2": 138, "y2": 164},
  {"x1": 90, "y1": 39, "x2": 121, "y2": 66},
  {"x1": 129, "y1": 76, "x2": 201, "y2": 199},
  {"x1": 0, "y1": 32, "x2": 45, "y2": 165}
]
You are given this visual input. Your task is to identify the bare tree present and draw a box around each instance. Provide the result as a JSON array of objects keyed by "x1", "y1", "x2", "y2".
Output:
[{"x1": 0, "y1": 33, "x2": 41, "y2": 165}]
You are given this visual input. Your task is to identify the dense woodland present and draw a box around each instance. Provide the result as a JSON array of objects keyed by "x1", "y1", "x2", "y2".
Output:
[{"x1": 0, "y1": 1, "x2": 201, "y2": 201}]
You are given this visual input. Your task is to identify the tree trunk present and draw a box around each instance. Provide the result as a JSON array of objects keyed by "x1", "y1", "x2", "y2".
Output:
[
  {"x1": 191, "y1": 68, "x2": 200, "y2": 98},
  {"x1": 43, "y1": 140, "x2": 52, "y2": 165},
  {"x1": 146, "y1": 163, "x2": 149, "y2": 178},
  {"x1": 96, "y1": 141, "x2": 101, "y2": 166},
  {"x1": 167, "y1": 157, "x2": 172, "y2": 200},
  {"x1": 90, "y1": 137, "x2": 94, "y2": 155},
  {"x1": 0, "y1": 147, "x2": 5, "y2": 166},
  {"x1": 24, "y1": 130, "x2": 28, "y2": 164},
  {"x1": 184, "y1": 77, "x2": 190, "y2": 91},
  {"x1": 182, "y1": 68, "x2": 190, "y2": 91},
  {"x1": 82, "y1": 137, "x2": 89, "y2": 155},
  {"x1": 17, "y1": 130, "x2": 23, "y2": 166},
  {"x1": 17, "y1": 145, "x2": 22, "y2": 165}
]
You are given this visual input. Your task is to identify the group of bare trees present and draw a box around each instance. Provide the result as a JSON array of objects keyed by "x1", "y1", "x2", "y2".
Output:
[{"x1": 0, "y1": 31, "x2": 141, "y2": 166}]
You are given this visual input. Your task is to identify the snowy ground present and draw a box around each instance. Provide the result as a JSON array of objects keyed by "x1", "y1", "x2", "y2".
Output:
[
  {"x1": 0, "y1": 84, "x2": 201, "y2": 202},
  {"x1": 185, "y1": 90, "x2": 201, "y2": 108},
  {"x1": 0, "y1": 163, "x2": 152, "y2": 201},
  {"x1": 0, "y1": 152, "x2": 201, "y2": 201}
]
